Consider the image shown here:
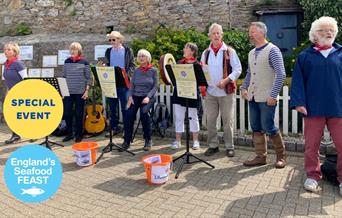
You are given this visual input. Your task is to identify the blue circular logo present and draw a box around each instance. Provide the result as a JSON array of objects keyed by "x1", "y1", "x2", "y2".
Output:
[{"x1": 4, "y1": 144, "x2": 63, "y2": 203}]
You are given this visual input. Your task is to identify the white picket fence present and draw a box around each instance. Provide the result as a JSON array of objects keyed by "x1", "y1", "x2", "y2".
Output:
[{"x1": 105, "y1": 85, "x2": 303, "y2": 135}]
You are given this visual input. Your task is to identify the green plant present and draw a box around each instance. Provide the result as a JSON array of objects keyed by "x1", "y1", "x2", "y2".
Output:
[
  {"x1": 283, "y1": 1, "x2": 342, "y2": 77},
  {"x1": 69, "y1": 8, "x2": 77, "y2": 16},
  {"x1": 64, "y1": 0, "x2": 73, "y2": 7},
  {"x1": 130, "y1": 27, "x2": 252, "y2": 77},
  {"x1": 298, "y1": 0, "x2": 342, "y2": 43},
  {"x1": 15, "y1": 22, "x2": 32, "y2": 35}
]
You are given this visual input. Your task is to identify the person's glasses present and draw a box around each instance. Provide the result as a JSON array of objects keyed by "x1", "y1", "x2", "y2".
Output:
[
  {"x1": 317, "y1": 29, "x2": 336, "y2": 33},
  {"x1": 108, "y1": 38, "x2": 116, "y2": 42}
]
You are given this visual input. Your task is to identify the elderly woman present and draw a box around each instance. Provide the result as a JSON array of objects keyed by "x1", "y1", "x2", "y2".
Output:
[
  {"x1": 170, "y1": 42, "x2": 201, "y2": 150},
  {"x1": 62, "y1": 42, "x2": 92, "y2": 143},
  {"x1": 104, "y1": 31, "x2": 135, "y2": 137},
  {"x1": 120, "y1": 49, "x2": 157, "y2": 151},
  {"x1": 2, "y1": 42, "x2": 27, "y2": 144},
  {"x1": 290, "y1": 16, "x2": 342, "y2": 195}
]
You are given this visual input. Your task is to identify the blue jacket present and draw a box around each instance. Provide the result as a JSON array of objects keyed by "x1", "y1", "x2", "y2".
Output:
[{"x1": 290, "y1": 43, "x2": 342, "y2": 117}]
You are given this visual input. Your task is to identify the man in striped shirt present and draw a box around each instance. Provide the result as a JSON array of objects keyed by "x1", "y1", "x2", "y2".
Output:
[{"x1": 240, "y1": 22, "x2": 286, "y2": 168}]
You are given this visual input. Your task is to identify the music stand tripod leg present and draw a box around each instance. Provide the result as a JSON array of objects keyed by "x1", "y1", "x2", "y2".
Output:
[
  {"x1": 188, "y1": 152, "x2": 215, "y2": 168},
  {"x1": 40, "y1": 136, "x2": 65, "y2": 150},
  {"x1": 96, "y1": 105, "x2": 135, "y2": 164},
  {"x1": 173, "y1": 99, "x2": 215, "y2": 178}
]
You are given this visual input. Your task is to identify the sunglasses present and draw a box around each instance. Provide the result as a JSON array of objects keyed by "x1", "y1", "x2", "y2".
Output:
[{"x1": 108, "y1": 38, "x2": 117, "y2": 42}]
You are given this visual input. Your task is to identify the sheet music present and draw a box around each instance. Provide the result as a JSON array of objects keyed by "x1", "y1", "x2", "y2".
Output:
[
  {"x1": 41, "y1": 68, "x2": 54, "y2": 78},
  {"x1": 28, "y1": 68, "x2": 41, "y2": 78},
  {"x1": 57, "y1": 78, "x2": 70, "y2": 97},
  {"x1": 42, "y1": 55, "x2": 58, "y2": 67}
]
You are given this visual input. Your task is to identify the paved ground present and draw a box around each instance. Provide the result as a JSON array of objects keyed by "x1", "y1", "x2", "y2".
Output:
[{"x1": 0, "y1": 124, "x2": 341, "y2": 218}]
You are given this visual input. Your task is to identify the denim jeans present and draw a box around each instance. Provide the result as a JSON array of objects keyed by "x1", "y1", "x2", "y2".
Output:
[
  {"x1": 248, "y1": 99, "x2": 278, "y2": 136},
  {"x1": 107, "y1": 87, "x2": 128, "y2": 130},
  {"x1": 124, "y1": 96, "x2": 154, "y2": 143},
  {"x1": 63, "y1": 94, "x2": 85, "y2": 137}
]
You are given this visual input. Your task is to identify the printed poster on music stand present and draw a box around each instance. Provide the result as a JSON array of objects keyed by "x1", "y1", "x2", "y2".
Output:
[
  {"x1": 96, "y1": 67, "x2": 117, "y2": 98},
  {"x1": 171, "y1": 64, "x2": 197, "y2": 99}
]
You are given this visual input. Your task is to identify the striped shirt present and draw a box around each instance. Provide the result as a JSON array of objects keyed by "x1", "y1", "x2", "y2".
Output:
[
  {"x1": 128, "y1": 67, "x2": 157, "y2": 99},
  {"x1": 241, "y1": 43, "x2": 285, "y2": 99},
  {"x1": 63, "y1": 58, "x2": 92, "y2": 94}
]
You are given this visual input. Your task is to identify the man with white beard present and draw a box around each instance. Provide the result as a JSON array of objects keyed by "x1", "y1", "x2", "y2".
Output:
[{"x1": 290, "y1": 16, "x2": 342, "y2": 195}]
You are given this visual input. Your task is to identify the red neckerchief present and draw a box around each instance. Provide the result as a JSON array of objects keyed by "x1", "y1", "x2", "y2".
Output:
[
  {"x1": 314, "y1": 44, "x2": 333, "y2": 51},
  {"x1": 179, "y1": 57, "x2": 196, "y2": 64},
  {"x1": 139, "y1": 64, "x2": 153, "y2": 73},
  {"x1": 5, "y1": 56, "x2": 18, "y2": 70},
  {"x1": 70, "y1": 55, "x2": 83, "y2": 62},
  {"x1": 210, "y1": 42, "x2": 223, "y2": 56}
]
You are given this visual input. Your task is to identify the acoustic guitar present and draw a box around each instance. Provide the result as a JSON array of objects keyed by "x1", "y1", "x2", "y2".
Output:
[{"x1": 84, "y1": 87, "x2": 106, "y2": 134}]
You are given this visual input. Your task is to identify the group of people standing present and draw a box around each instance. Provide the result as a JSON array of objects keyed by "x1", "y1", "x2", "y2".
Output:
[{"x1": 1, "y1": 16, "x2": 341, "y2": 196}]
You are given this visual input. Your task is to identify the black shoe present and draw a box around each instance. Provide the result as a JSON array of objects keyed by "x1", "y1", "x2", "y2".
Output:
[
  {"x1": 105, "y1": 127, "x2": 122, "y2": 138},
  {"x1": 204, "y1": 147, "x2": 219, "y2": 156},
  {"x1": 119, "y1": 142, "x2": 130, "y2": 152},
  {"x1": 75, "y1": 136, "x2": 82, "y2": 143},
  {"x1": 226, "y1": 149, "x2": 235, "y2": 157},
  {"x1": 62, "y1": 135, "x2": 74, "y2": 142},
  {"x1": 5, "y1": 134, "x2": 21, "y2": 144},
  {"x1": 143, "y1": 139, "x2": 152, "y2": 151}
]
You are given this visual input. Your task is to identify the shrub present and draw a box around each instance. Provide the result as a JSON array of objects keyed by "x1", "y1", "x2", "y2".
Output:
[
  {"x1": 15, "y1": 22, "x2": 32, "y2": 35},
  {"x1": 130, "y1": 27, "x2": 252, "y2": 77}
]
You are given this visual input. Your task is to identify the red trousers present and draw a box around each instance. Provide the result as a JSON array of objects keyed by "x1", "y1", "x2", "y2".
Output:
[{"x1": 304, "y1": 117, "x2": 342, "y2": 183}]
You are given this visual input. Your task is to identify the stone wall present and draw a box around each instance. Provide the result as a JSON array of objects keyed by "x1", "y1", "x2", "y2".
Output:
[{"x1": 0, "y1": 0, "x2": 299, "y2": 36}]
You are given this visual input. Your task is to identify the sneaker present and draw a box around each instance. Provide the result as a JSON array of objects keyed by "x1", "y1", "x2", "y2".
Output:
[
  {"x1": 204, "y1": 147, "x2": 219, "y2": 156},
  {"x1": 5, "y1": 134, "x2": 21, "y2": 144},
  {"x1": 304, "y1": 178, "x2": 318, "y2": 192},
  {"x1": 226, "y1": 149, "x2": 235, "y2": 157},
  {"x1": 119, "y1": 141, "x2": 130, "y2": 152},
  {"x1": 192, "y1": 141, "x2": 200, "y2": 150},
  {"x1": 170, "y1": 140, "x2": 181, "y2": 150},
  {"x1": 143, "y1": 139, "x2": 152, "y2": 151},
  {"x1": 339, "y1": 183, "x2": 342, "y2": 196}
]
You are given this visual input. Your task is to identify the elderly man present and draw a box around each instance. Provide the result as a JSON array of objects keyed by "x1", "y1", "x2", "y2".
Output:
[
  {"x1": 241, "y1": 22, "x2": 286, "y2": 168},
  {"x1": 290, "y1": 16, "x2": 342, "y2": 195},
  {"x1": 201, "y1": 23, "x2": 242, "y2": 157},
  {"x1": 104, "y1": 31, "x2": 135, "y2": 137}
]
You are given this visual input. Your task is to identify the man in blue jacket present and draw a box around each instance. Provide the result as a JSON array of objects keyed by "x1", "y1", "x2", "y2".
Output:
[{"x1": 290, "y1": 16, "x2": 342, "y2": 196}]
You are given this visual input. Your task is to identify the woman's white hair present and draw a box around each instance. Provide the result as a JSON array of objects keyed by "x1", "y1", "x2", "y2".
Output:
[
  {"x1": 137, "y1": 49, "x2": 152, "y2": 63},
  {"x1": 208, "y1": 23, "x2": 223, "y2": 36},
  {"x1": 309, "y1": 16, "x2": 338, "y2": 43}
]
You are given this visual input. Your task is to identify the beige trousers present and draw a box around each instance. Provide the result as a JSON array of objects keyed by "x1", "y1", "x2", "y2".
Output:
[{"x1": 205, "y1": 93, "x2": 235, "y2": 149}]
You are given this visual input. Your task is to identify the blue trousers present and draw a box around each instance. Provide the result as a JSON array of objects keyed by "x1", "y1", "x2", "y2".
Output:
[
  {"x1": 248, "y1": 99, "x2": 278, "y2": 136},
  {"x1": 124, "y1": 96, "x2": 154, "y2": 143},
  {"x1": 107, "y1": 87, "x2": 128, "y2": 130}
]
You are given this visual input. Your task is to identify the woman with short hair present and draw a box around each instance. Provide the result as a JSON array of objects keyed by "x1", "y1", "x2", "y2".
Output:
[
  {"x1": 62, "y1": 42, "x2": 92, "y2": 143},
  {"x1": 2, "y1": 42, "x2": 27, "y2": 144},
  {"x1": 121, "y1": 49, "x2": 157, "y2": 151}
]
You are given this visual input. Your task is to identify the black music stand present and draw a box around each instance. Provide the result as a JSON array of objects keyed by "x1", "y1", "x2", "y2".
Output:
[
  {"x1": 166, "y1": 63, "x2": 215, "y2": 179},
  {"x1": 95, "y1": 66, "x2": 135, "y2": 164},
  {"x1": 24, "y1": 77, "x2": 68, "y2": 150}
]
